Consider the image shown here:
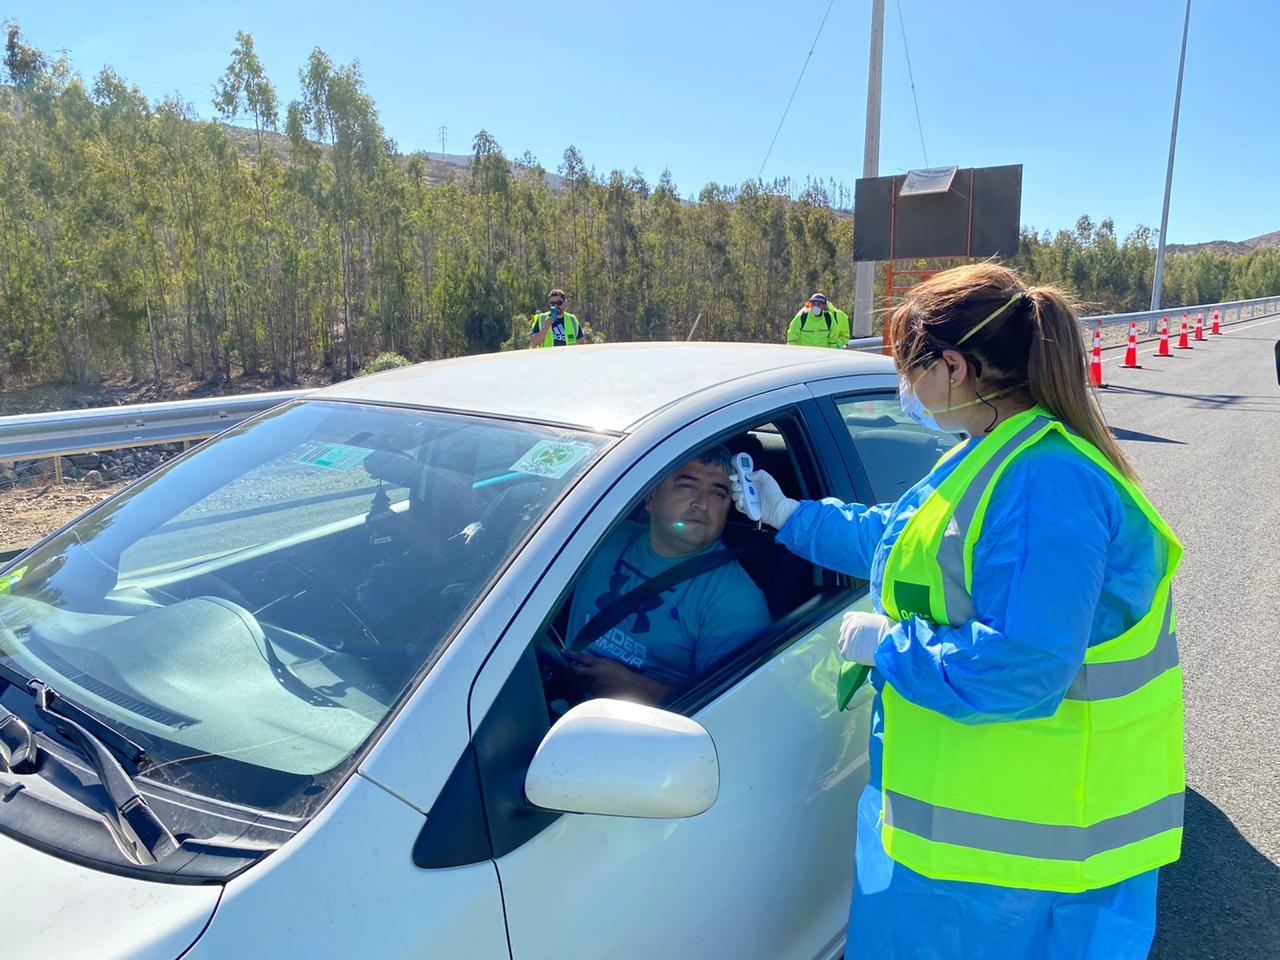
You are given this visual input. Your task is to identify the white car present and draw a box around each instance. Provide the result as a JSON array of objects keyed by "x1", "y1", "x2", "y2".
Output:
[{"x1": 0, "y1": 343, "x2": 956, "y2": 960}]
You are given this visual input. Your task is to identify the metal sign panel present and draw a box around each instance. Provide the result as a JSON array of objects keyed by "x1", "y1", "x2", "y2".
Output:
[{"x1": 853, "y1": 164, "x2": 1023, "y2": 262}]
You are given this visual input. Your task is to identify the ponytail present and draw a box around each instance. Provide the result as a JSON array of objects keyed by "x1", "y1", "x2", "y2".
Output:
[
  {"x1": 890, "y1": 263, "x2": 1139, "y2": 484},
  {"x1": 1025, "y1": 288, "x2": 1138, "y2": 481}
]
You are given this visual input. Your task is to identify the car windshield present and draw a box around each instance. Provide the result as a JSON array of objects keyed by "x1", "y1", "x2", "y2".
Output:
[{"x1": 0, "y1": 400, "x2": 610, "y2": 816}]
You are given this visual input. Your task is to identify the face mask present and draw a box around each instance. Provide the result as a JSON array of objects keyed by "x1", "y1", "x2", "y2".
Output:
[
  {"x1": 810, "y1": 305, "x2": 823, "y2": 317},
  {"x1": 898, "y1": 372, "x2": 942, "y2": 432}
]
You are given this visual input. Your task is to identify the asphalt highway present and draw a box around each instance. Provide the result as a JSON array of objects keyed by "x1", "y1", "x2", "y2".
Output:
[{"x1": 1095, "y1": 313, "x2": 1280, "y2": 959}]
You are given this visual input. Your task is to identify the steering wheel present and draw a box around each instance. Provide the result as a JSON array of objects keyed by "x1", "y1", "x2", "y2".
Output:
[{"x1": 535, "y1": 628, "x2": 587, "y2": 707}]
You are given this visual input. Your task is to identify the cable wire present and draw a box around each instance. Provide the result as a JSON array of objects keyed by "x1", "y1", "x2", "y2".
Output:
[
  {"x1": 757, "y1": 0, "x2": 838, "y2": 181},
  {"x1": 896, "y1": 0, "x2": 928, "y2": 167}
]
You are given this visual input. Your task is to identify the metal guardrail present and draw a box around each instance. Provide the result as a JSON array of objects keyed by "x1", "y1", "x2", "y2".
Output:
[
  {"x1": 1, "y1": 294, "x2": 1277, "y2": 478},
  {"x1": 844, "y1": 336, "x2": 887, "y2": 353},
  {"x1": 0, "y1": 389, "x2": 308, "y2": 480},
  {"x1": 1079, "y1": 295, "x2": 1280, "y2": 334}
]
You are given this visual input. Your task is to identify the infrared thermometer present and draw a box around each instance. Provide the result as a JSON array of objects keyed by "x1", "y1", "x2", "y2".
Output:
[{"x1": 733, "y1": 452, "x2": 762, "y2": 523}]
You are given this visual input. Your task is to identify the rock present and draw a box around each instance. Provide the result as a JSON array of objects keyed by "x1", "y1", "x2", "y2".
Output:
[
  {"x1": 83, "y1": 469, "x2": 104, "y2": 487},
  {"x1": 63, "y1": 465, "x2": 82, "y2": 480},
  {"x1": 105, "y1": 467, "x2": 121, "y2": 481}
]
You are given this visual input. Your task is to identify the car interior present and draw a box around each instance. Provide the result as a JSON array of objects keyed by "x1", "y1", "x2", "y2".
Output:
[{"x1": 533, "y1": 416, "x2": 845, "y2": 719}]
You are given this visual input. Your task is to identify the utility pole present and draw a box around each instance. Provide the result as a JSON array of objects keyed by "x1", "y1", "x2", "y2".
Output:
[
  {"x1": 852, "y1": 0, "x2": 885, "y2": 338},
  {"x1": 438, "y1": 125, "x2": 448, "y2": 157},
  {"x1": 1151, "y1": 0, "x2": 1191, "y2": 311}
]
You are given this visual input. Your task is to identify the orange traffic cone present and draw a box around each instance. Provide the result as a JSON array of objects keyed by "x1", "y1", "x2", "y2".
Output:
[
  {"x1": 1194, "y1": 310, "x2": 1205, "y2": 341},
  {"x1": 1156, "y1": 317, "x2": 1171, "y2": 356},
  {"x1": 1211, "y1": 309, "x2": 1221, "y2": 335},
  {"x1": 1090, "y1": 326, "x2": 1105, "y2": 387},
  {"x1": 1122, "y1": 320, "x2": 1142, "y2": 368},
  {"x1": 1177, "y1": 313, "x2": 1192, "y2": 349}
]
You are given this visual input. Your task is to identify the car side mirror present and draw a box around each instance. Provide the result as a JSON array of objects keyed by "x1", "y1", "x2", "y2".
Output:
[{"x1": 525, "y1": 698, "x2": 719, "y2": 819}]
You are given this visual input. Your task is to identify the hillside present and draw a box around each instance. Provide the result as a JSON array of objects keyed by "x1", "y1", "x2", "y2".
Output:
[
  {"x1": 221, "y1": 122, "x2": 566, "y2": 189},
  {"x1": 1166, "y1": 230, "x2": 1280, "y2": 257}
]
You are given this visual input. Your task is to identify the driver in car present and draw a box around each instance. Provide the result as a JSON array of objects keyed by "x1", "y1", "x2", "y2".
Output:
[{"x1": 565, "y1": 446, "x2": 771, "y2": 705}]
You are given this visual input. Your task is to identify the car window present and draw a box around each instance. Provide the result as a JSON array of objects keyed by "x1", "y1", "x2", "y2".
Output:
[
  {"x1": 835, "y1": 394, "x2": 960, "y2": 504},
  {"x1": 0, "y1": 400, "x2": 611, "y2": 817},
  {"x1": 532, "y1": 413, "x2": 847, "y2": 720}
]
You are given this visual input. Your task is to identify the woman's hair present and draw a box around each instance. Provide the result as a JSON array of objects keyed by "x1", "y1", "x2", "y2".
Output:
[{"x1": 887, "y1": 263, "x2": 1137, "y2": 480}]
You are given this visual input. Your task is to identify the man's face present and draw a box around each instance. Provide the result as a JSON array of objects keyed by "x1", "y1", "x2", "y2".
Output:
[
  {"x1": 548, "y1": 296, "x2": 565, "y2": 314},
  {"x1": 645, "y1": 457, "x2": 732, "y2": 558}
]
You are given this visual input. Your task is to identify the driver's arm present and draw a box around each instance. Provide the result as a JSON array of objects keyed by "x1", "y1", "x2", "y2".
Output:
[{"x1": 568, "y1": 653, "x2": 673, "y2": 705}]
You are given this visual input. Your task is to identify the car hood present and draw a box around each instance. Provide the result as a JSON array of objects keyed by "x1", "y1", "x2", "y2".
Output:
[{"x1": 0, "y1": 830, "x2": 221, "y2": 959}]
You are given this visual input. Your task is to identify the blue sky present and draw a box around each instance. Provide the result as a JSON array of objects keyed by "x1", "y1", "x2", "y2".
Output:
[{"x1": 7, "y1": 0, "x2": 1275, "y2": 244}]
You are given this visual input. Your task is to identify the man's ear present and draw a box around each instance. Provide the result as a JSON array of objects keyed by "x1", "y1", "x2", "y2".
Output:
[{"x1": 643, "y1": 489, "x2": 655, "y2": 514}]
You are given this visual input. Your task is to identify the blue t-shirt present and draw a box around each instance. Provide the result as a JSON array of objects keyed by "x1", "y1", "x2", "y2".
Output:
[{"x1": 567, "y1": 521, "x2": 771, "y2": 686}]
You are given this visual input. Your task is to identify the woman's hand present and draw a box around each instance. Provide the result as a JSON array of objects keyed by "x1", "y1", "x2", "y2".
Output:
[
  {"x1": 732, "y1": 469, "x2": 799, "y2": 530},
  {"x1": 839, "y1": 610, "x2": 893, "y2": 665}
]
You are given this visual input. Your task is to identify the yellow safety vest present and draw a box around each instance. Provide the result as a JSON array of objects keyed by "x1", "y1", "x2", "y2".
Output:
[
  {"x1": 531, "y1": 311, "x2": 581, "y2": 348},
  {"x1": 878, "y1": 406, "x2": 1185, "y2": 892},
  {"x1": 787, "y1": 309, "x2": 835, "y2": 348}
]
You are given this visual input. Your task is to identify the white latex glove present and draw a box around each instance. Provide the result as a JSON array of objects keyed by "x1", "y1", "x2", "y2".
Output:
[
  {"x1": 732, "y1": 468, "x2": 799, "y2": 530},
  {"x1": 838, "y1": 610, "x2": 893, "y2": 665}
]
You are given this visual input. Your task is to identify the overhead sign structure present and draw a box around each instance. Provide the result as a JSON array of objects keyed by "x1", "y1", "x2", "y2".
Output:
[{"x1": 853, "y1": 164, "x2": 1023, "y2": 262}]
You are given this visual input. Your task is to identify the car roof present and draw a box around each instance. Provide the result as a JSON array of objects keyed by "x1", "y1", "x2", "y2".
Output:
[{"x1": 314, "y1": 342, "x2": 894, "y2": 432}]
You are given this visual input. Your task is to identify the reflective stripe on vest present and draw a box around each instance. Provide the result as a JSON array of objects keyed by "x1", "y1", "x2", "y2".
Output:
[{"x1": 878, "y1": 406, "x2": 1185, "y2": 892}]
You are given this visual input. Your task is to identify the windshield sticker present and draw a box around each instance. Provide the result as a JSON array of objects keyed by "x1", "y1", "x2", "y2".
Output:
[
  {"x1": 295, "y1": 443, "x2": 375, "y2": 472},
  {"x1": 510, "y1": 440, "x2": 594, "y2": 479},
  {"x1": 0, "y1": 565, "x2": 27, "y2": 595}
]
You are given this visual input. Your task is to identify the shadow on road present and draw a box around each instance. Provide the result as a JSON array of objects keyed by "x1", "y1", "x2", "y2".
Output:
[
  {"x1": 1110, "y1": 427, "x2": 1185, "y2": 445},
  {"x1": 1103, "y1": 384, "x2": 1280, "y2": 413},
  {"x1": 1152, "y1": 789, "x2": 1280, "y2": 959}
]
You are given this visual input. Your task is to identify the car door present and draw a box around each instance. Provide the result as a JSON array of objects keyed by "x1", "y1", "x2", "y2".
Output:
[{"x1": 466, "y1": 387, "x2": 879, "y2": 960}]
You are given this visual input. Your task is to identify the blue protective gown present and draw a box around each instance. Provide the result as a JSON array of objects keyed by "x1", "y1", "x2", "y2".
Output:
[{"x1": 777, "y1": 429, "x2": 1168, "y2": 959}]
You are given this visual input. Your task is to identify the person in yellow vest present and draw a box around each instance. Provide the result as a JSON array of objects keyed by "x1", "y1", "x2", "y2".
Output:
[
  {"x1": 530, "y1": 289, "x2": 582, "y2": 348},
  {"x1": 786, "y1": 293, "x2": 848, "y2": 348},
  {"x1": 736, "y1": 263, "x2": 1182, "y2": 958}
]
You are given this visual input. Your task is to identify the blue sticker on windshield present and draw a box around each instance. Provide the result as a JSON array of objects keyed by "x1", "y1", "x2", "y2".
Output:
[
  {"x1": 295, "y1": 443, "x2": 375, "y2": 471},
  {"x1": 509, "y1": 440, "x2": 594, "y2": 479}
]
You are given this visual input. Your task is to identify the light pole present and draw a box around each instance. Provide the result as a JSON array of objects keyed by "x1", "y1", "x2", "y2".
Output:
[
  {"x1": 852, "y1": 0, "x2": 885, "y2": 338},
  {"x1": 1151, "y1": 0, "x2": 1192, "y2": 311}
]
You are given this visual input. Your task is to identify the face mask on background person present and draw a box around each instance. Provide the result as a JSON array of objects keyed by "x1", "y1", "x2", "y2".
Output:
[{"x1": 810, "y1": 305, "x2": 823, "y2": 317}]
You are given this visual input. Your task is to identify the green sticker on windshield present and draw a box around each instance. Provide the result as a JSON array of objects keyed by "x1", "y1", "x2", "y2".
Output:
[
  {"x1": 0, "y1": 565, "x2": 27, "y2": 595},
  {"x1": 510, "y1": 440, "x2": 593, "y2": 479},
  {"x1": 295, "y1": 443, "x2": 375, "y2": 472}
]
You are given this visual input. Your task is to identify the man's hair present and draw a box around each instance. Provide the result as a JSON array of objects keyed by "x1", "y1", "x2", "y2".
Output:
[
  {"x1": 693, "y1": 444, "x2": 732, "y2": 475},
  {"x1": 548, "y1": 288, "x2": 566, "y2": 300}
]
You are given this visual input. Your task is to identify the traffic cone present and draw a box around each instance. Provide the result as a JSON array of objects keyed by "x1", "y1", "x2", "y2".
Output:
[
  {"x1": 1156, "y1": 317, "x2": 1171, "y2": 356},
  {"x1": 1122, "y1": 320, "x2": 1142, "y2": 368},
  {"x1": 1177, "y1": 313, "x2": 1192, "y2": 349},
  {"x1": 1211, "y1": 309, "x2": 1221, "y2": 335},
  {"x1": 1090, "y1": 326, "x2": 1105, "y2": 387},
  {"x1": 1194, "y1": 310, "x2": 1205, "y2": 341}
]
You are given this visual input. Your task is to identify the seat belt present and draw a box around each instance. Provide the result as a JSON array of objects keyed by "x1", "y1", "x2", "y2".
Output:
[{"x1": 571, "y1": 541, "x2": 763, "y2": 651}]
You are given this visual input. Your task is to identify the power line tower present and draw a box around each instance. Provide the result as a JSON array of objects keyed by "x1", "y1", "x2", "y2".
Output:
[{"x1": 438, "y1": 126, "x2": 448, "y2": 157}]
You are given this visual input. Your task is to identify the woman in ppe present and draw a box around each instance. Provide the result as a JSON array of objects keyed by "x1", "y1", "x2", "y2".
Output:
[{"x1": 737, "y1": 264, "x2": 1183, "y2": 958}]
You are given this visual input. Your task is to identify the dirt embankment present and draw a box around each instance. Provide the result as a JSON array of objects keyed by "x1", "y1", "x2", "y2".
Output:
[{"x1": 0, "y1": 370, "x2": 330, "y2": 554}]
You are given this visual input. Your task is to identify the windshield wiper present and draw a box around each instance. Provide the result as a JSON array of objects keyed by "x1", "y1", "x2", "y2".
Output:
[
  {"x1": 0, "y1": 703, "x2": 38, "y2": 773},
  {"x1": 29, "y1": 680, "x2": 179, "y2": 864},
  {"x1": 0, "y1": 658, "x2": 146, "y2": 767}
]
